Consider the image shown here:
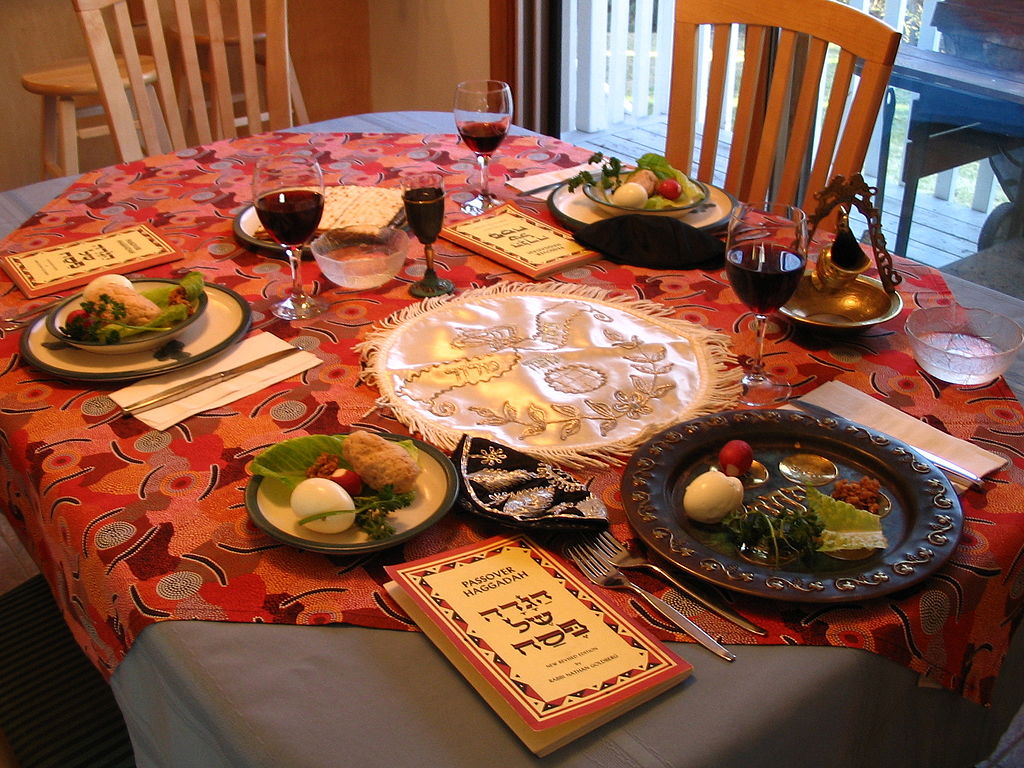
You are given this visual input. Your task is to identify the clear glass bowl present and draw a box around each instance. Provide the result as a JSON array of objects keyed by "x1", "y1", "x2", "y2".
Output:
[
  {"x1": 905, "y1": 305, "x2": 1024, "y2": 385},
  {"x1": 311, "y1": 226, "x2": 408, "y2": 290}
]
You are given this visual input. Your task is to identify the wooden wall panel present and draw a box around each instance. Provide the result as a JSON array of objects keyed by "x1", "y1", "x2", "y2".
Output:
[{"x1": 289, "y1": 0, "x2": 371, "y2": 122}]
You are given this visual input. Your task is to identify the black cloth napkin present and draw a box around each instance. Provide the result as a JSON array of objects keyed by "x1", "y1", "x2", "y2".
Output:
[
  {"x1": 453, "y1": 435, "x2": 609, "y2": 532},
  {"x1": 575, "y1": 214, "x2": 725, "y2": 270}
]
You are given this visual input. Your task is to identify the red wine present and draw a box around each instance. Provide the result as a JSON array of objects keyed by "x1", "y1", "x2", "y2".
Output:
[
  {"x1": 457, "y1": 119, "x2": 510, "y2": 155},
  {"x1": 403, "y1": 187, "x2": 444, "y2": 244},
  {"x1": 726, "y1": 242, "x2": 805, "y2": 313},
  {"x1": 255, "y1": 188, "x2": 324, "y2": 246}
]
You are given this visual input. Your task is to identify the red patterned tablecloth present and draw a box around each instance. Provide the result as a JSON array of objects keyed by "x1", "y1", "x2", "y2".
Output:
[{"x1": 1, "y1": 132, "x2": 1022, "y2": 705}]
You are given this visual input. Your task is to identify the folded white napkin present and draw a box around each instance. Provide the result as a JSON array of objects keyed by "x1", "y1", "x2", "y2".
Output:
[
  {"x1": 795, "y1": 381, "x2": 1008, "y2": 481},
  {"x1": 505, "y1": 162, "x2": 597, "y2": 198},
  {"x1": 110, "y1": 332, "x2": 320, "y2": 431}
]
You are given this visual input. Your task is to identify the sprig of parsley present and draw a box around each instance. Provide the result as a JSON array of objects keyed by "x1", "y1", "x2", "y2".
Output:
[
  {"x1": 566, "y1": 152, "x2": 625, "y2": 192},
  {"x1": 721, "y1": 505, "x2": 824, "y2": 566},
  {"x1": 297, "y1": 485, "x2": 415, "y2": 540}
]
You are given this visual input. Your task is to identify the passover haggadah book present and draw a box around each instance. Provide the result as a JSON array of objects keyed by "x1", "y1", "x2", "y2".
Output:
[
  {"x1": 1, "y1": 224, "x2": 179, "y2": 297},
  {"x1": 385, "y1": 533, "x2": 691, "y2": 756},
  {"x1": 440, "y1": 204, "x2": 597, "y2": 278}
]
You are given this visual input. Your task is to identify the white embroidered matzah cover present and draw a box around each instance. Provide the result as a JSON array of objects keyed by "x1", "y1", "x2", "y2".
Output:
[{"x1": 358, "y1": 282, "x2": 742, "y2": 467}]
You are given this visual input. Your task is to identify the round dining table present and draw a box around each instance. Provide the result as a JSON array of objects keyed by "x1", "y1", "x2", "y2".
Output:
[{"x1": 2, "y1": 112, "x2": 1023, "y2": 768}]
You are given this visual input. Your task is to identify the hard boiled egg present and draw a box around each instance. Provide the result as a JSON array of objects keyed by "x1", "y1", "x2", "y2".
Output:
[
  {"x1": 682, "y1": 470, "x2": 744, "y2": 524},
  {"x1": 610, "y1": 181, "x2": 649, "y2": 208},
  {"x1": 82, "y1": 274, "x2": 133, "y2": 303},
  {"x1": 290, "y1": 477, "x2": 356, "y2": 534}
]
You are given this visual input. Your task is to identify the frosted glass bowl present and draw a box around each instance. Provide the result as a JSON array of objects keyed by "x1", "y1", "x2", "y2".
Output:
[
  {"x1": 905, "y1": 305, "x2": 1023, "y2": 385},
  {"x1": 311, "y1": 226, "x2": 408, "y2": 290}
]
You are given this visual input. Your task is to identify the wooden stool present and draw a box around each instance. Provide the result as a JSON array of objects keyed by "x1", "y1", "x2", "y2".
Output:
[{"x1": 20, "y1": 55, "x2": 159, "y2": 179}]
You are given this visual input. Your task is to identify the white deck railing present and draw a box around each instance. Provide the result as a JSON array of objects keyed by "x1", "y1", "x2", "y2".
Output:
[{"x1": 559, "y1": 0, "x2": 1001, "y2": 215}]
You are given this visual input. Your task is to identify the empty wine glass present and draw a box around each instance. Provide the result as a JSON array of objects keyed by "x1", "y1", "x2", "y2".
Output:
[
  {"x1": 725, "y1": 201, "x2": 808, "y2": 406},
  {"x1": 453, "y1": 79, "x2": 513, "y2": 215},
  {"x1": 402, "y1": 172, "x2": 454, "y2": 297},
  {"x1": 252, "y1": 152, "x2": 325, "y2": 319}
]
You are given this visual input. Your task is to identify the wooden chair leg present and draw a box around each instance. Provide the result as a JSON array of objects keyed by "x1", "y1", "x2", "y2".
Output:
[
  {"x1": 40, "y1": 94, "x2": 59, "y2": 179},
  {"x1": 288, "y1": 54, "x2": 309, "y2": 125},
  {"x1": 56, "y1": 96, "x2": 79, "y2": 176},
  {"x1": 144, "y1": 83, "x2": 171, "y2": 154}
]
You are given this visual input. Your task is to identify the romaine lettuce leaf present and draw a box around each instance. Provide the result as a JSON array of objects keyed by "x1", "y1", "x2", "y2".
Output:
[
  {"x1": 251, "y1": 435, "x2": 351, "y2": 488},
  {"x1": 250, "y1": 434, "x2": 420, "y2": 490},
  {"x1": 804, "y1": 486, "x2": 888, "y2": 552}
]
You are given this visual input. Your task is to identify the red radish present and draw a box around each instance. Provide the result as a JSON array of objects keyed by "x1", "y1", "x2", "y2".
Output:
[
  {"x1": 655, "y1": 178, "x2": 682, "y2": 201},
  {"x1": 329, "y1": 468, "x2": 363, "y2": 495},
  {"x1": 718, "y1": 440, "x2": 753, "y2": 477}
]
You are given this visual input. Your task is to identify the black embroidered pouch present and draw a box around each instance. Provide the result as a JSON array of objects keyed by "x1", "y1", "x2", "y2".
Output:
[{"x1": 453, "y1": 435, "x2": 609, "y2": 532}]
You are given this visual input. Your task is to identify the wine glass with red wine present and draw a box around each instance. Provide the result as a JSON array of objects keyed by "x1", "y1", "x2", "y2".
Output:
[
  {"x1": 253, "y1": 152, "x2": 326, "y2": 320},
  {"x1": 453, "y1": 79, "x2": 513, "y2": 215},
  {"x1": 725, "y1": 201, "x2": 808, "y2": 406},
  {"x1": 402, "y1": 172, "x2": 454, "y2": 297}
]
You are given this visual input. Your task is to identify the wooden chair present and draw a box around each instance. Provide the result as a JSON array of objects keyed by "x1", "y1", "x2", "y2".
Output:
[
  {"x1": 20, "y1": 56, "x2": 160, "y2": 178},
  {"x1": 72, "y1": 0, "x2": 298, "y2": 163},
  {"x1": 166, "y1": 0, "x2": 309, "y2": 136},
  {"x1": 665, "y1": 0, "x2": 900, "y2": 221}
]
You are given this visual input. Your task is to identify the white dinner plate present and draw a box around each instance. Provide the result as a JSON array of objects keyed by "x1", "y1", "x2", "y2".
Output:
[
  {"x1": 547, "y1": 180, "x2": 737, "y2": 232},
  {"x1": 233, "y1": 205, "x2": 292, "y2": 257},
  {"x1": 245, "y1": 435, "x2": 459, "y2": 554},
  {"x1": 20, "y1": 283, "x2": 251, "y2": 381},
  {"x1": 233, "y1": 199, "x2": 407, "y2": 259}
]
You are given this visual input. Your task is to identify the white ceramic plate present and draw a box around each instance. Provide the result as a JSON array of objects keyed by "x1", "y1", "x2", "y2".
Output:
[
  {"x1": 548, "y1": 180, "x2": 736, "y2": 232},
  {"x1": 20, "y1": 283, "x2": 251, "y2": 381},
  {"x1": 245, "y1": 436, "x2": 459, "y2": 554},
  {"x1": 233, "y1": 205, "x2": 289, "y2": 256},
  {"x1": 582, "y1": 180, "x2": 710, "y2": 216},
  {"x1": 45, "y1": 279, "x2": 209, "y2": 355},
  {"x1": 233, "y1": 201, "x2": 407, "y2": 259}
]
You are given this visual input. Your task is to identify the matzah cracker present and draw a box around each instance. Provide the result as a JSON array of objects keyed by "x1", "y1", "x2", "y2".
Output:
[{"x1": 254, "y1": 185, "x2": 404, "y2": 239}]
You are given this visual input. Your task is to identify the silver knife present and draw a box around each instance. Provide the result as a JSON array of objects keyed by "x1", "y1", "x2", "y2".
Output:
[
  {"x1": 629, "y1": 583, "x2": 736, "y2": 662},
  {"x1": 121, "y1": 347, "x2": 306, "y2": 415},
  {"x1": 514, "y1": 180, "x2": 564, "y2": 197},
  {"x1": 789, "y1": 398, "x2": 986, "y2": 491}
]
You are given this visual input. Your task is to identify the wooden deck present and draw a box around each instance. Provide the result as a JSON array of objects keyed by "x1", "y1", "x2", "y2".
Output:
[{"x1": 561, "y1": 116, "x2": 992, "y2": 271}]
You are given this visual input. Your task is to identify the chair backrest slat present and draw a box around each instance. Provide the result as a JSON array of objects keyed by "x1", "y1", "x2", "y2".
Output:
[
  {"x1": 665, "y1": 0, "x2": 900, "y2": 227},
  {"x1": 72, "y1": 0, "x2": 297, "y2": 162}
]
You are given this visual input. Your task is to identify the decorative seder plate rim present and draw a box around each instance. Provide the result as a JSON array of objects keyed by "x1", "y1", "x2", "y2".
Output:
[{"x1": 620, "y1": 408, "x2": 963, "y2": 603}]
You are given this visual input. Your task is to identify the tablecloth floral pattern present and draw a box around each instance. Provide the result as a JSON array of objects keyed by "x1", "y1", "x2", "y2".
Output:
[{"x1": 1, "y1": 132, "x2": 1022, "y2": 705}]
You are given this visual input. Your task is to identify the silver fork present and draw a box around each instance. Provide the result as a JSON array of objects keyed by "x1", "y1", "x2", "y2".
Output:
[
  {"x1": 591, "y1": 531, "x2": 767, "y2": 637},
  {"x1": 566, "y1": 541, "x2": 735, "y2": 662}
]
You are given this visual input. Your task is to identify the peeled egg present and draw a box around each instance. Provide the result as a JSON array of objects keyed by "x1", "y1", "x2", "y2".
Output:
[
  {"x1": 682, "y1": 470, "x2": 744, "y2": 524},
  {"x1": 610, "y1": 181, "x2": 649, "y2": 208},
  {"x1": 82, "y1": 274, "x2": 133, "y2": 302},
  {"x1": 290, "y1": 477, "x2": 356, "y2": 534}
]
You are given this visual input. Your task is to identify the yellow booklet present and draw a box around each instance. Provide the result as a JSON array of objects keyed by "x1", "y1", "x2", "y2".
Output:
[
  {"x1": 385, "y1": 533, "x2": 691, "y2": 756},
  {"x1": 440, "y1": 204, "x2": 597, "y2": 278},
  {"x1": 1, "y1": 224, "x2": 179, "y2": 297}
]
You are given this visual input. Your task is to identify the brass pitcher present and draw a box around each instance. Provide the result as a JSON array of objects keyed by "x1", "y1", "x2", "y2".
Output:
[{"x1": 811, "y1": 216, "x2": 871, "y2": 293}]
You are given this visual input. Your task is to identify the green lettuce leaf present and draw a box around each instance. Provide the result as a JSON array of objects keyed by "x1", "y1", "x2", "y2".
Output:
[
  {"x1": 250, "y1": 434, "x2": 420, "y2": 491},
  {"x1": 804, "y1": 486, "x2": 888, "y2": 552},
  {"x1": 635, "y1": 153, "x2": 704, "y2": 209},
  {"x1": 251, "y1": 435, "x2": 351, "y2": 489}
]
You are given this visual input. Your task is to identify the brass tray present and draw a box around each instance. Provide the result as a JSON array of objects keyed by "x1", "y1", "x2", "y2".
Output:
[
  {"x1": 780, "y1": 274, "x2": 903, "y2": 333},
  {"x1": 621, "y1": 409, "x2": 962, "y2": 603}
]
